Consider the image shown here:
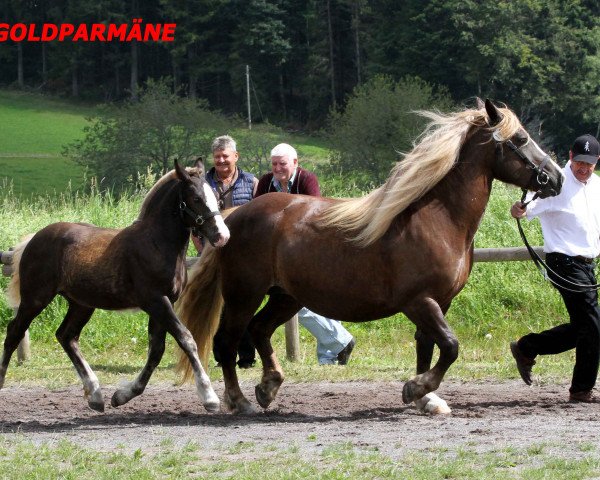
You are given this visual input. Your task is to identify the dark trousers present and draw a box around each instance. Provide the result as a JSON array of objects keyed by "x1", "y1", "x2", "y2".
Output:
[{"x1": 518, "y1": 252, "x2": 600, "y2": 393}]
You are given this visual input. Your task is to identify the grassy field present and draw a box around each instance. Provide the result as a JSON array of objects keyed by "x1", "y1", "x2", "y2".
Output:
[{"x1": 0, "y1": 90, "x2": 95, "y2": 196}]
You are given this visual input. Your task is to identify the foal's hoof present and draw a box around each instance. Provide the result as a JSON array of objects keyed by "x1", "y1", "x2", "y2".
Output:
[
  {"x1": 88, "y1": 399, "x2": 105, "y2": 412},
  {"x1": 86, "y1": 388, "x2": 105, "y2": 412},
  {"x1": 203, "y1": 399, "x2": 220, "y2": 413}
]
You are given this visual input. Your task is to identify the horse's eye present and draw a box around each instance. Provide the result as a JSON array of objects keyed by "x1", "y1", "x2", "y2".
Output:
[{"x1": 193, "y1": 196, "x2": 201, "y2": 203}]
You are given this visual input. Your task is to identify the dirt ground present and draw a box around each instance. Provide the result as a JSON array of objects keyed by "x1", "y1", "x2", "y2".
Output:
[{"x1": 0, "y1": 379, "x2": 599, "y2": 459}]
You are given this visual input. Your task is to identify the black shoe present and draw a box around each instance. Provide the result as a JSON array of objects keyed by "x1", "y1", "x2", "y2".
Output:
[
  {"x1": 237, "y1": 359, "x2": 256, "y2": 369},
  {"x1": 337, "y1": 339, "x2": 355, "y2": 365},
  {"x1": 510, "y1": 341, "x2": 535, "y2": 386}
]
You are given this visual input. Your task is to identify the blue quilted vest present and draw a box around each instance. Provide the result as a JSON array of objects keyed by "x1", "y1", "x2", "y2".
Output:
[{"x1": 206, "y1": 167, "x2": 255, "y2": 207}]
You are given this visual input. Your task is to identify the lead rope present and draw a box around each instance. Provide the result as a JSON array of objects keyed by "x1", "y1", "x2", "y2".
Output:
[{"x1": 517, "y1": 188, "x2": 600, "y2": 292}]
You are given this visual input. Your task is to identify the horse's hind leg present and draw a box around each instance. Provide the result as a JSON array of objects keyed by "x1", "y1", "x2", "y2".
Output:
[
  {"x1": 403, "y1": 298, "x2": 458, "y2": 409},
  {"x1": 55, "y1": 302, "x2": 103, "y2": 411},
  {"x1": 0, "y1": 298, "x2": 52, "y2": 388},
  {"x1": 111, "y1": 317, "x2": 166, "y2": 408},
  {"x1": 249, "y1": 293, "x2": 301, "y2": 409},
  {"x1": 215, "y1": 298, "x2": 265, "y2": 414}
]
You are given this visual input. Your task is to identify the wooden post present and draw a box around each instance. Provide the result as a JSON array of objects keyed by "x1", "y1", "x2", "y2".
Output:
[{"x1": 285, "y1": 314, "x2": 300, "y2": 362}]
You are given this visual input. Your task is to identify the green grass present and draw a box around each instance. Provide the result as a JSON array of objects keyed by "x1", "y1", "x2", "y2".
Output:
[
  {"x1": 0, "y1": 90, "x2": 97, "y2": 197},
  {"x1": 0, "y1": 438, "x2": 597, "y2": 479},
  {"x1": 0, "y1": 90, "x2": 95, "y2": 155}
]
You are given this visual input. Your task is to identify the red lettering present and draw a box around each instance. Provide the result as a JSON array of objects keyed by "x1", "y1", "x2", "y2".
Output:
[
  {"x1": 27, "y1": 23, "x2": 40, "y2": 41},
  {"x1": 126, "y1": 20, "x2": 142, "y2": 42},
  {"x1": 90, "y1": 23, "x2": 106, "y2": 41},
  {"x1": 11, "y1": 24, "x2": 27, "y2": 42},
  {"x1": 59, "y1": 24, "x2": 74, "y2": 41},
  {"x1": 162, "y1": 23, "x2": 176, "y2": 41},
  {"x1": 143, "y1": 24, "x2": 160, "y2": 42},
  {"x1": 0, "y1": 23, "x2": 8, "y2": 42},
  {"x1": 72, "y1": 24, "x2": 89, "y2": 41},
  {"x1": 41, "y1": 24, "x2": 58, "y2": 41},
  {"x1": 107, "y1": 24, "x2": 127, "y2": 41}
]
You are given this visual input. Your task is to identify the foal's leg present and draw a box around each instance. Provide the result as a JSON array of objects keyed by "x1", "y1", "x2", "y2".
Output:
[
  {"x1": 249, "y1": 294, "x2": 301, "y2": 409},
  {"x1": 413, "y1": 328, "x2": 451, "y2": 415},
  {"x1": 403, "y1": 298, "x2": 458, "y2": 407},
  {"x1": 55, "y1": 302, "x2": 102, "y2": 411},
  {"x1": 111, "y1": 317, "x2": 166, "y2": 407},
  {"x1": 0, "y1": 298, "x2": 52, "y2": 388},
  {"x1": 142, "y1": 296, "x2": 219, "y2": 412}
]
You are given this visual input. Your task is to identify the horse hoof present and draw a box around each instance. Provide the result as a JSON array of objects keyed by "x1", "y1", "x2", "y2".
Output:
[
  {"x1": 414, "y1": 393, "x2": 452, "y2": 415},
  {"x1": 255, "y1": 384, "x2": 273, "y2": 409},
  {"x1": 88, "y1": 399, "x2": 105, "y2": 412},
  {"x1": 203, "y1": 399, "x2": 220, "y2": 413},
  {"x1": 402, "y1": 382, "x2": 415, "y2": 404},
  {"x1": 229, "y1": 399, "x2": 259, "y2": 415},
  {"x1": 111, "y1": 390, "x2": 131, "y2": 408}
]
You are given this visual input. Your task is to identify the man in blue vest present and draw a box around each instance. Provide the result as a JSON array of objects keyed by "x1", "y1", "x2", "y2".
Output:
[{"x1": 192, "y1": 135, "x2": 258, "y2": 369}]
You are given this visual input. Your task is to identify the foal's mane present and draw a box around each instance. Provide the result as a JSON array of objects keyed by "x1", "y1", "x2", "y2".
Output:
[
  {"x1": 319, "y1": 105, "x2": 524, "y2": 246},
  {"x1": 136, "y1": 165, "x2": 202, "y2": 220}
]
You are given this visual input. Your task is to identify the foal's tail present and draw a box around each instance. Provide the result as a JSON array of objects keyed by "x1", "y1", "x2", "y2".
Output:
[
  {"x1": 175, "y1": 245, "x2": 224, "y2": 383},
  {"x1": 5, "y1": 234, "x2": 35, "y2": 309}
]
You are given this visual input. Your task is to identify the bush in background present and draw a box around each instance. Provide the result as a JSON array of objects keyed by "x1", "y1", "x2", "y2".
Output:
[{"x1": 326, "y1": 75, "x2": 454, "y2": 187}]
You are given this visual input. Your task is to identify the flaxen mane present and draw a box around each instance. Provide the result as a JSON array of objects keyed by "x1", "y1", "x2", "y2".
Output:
[{"x1": 318, "y1": 105, "x2": 523, "y2": 246}]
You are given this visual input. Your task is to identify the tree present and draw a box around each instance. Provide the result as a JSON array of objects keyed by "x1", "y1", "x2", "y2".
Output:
[
  {"x1": 63, "y1": 79, "x2": 226, "y2": 191},
  {"x1": 327, "y1": 75, "x2": 453, "y2": 186}
]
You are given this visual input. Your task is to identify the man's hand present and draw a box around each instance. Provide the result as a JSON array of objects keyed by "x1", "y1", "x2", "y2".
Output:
[{"x1": 510, "y1": 202, "x2": 527, "y2": 219}]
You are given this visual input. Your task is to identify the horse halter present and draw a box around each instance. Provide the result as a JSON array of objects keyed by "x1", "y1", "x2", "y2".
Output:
[
  {"x1": 493, "y1": 130, "x2": 551, "y2": 203},
  {"x1": 178, "y1": 190, "x2": 220, "y2": 236}
]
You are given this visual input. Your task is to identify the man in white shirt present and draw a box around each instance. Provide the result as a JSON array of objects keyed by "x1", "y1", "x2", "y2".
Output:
[{"x1": 509, "y1": 134, "x2": 600, "y2": 403}]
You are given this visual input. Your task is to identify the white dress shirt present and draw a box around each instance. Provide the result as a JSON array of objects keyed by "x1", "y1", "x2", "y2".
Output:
[{"x1": 526, "y1": 162, "x2": 600, "y2": 257}]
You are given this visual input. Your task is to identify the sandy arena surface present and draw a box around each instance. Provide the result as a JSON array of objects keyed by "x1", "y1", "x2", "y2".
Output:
[{"x1": 0, "y1": 379, "x2": 598, "y2": 459}]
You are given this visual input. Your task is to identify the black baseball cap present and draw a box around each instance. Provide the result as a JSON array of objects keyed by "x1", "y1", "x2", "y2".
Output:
[{"x1": 572, "y1": 134, "x2": 600, "y2": 164}]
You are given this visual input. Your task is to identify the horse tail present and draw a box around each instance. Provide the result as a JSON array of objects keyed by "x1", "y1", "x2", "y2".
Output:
[
  {"x1": 5, "y1": 234, "x2": 35, "y2": 309},
  {"x1": 174, "y1": 245, "x2": 223, "y2": 383}
]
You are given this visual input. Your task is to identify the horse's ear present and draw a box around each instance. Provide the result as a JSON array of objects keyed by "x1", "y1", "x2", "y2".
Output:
[
  {"x1": 475, "y1": 97, "x2": 485, "y2": 110},
  {"x1": 193, "y1": 156, "x2": 205, "y2": 176},
  {"x1": 485, "y1": 99, "x2": 503, "y2": 126},
  {"x1": 174, "y1": 158, "x2": 192, "y2": 183}
]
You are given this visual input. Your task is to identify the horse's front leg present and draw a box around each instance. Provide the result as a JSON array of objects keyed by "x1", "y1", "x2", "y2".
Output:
[
  {"x1": 137, "y1": 296, "x2": 219, "y2": 412},
  {"x1": 214, "y1": 304, "x2": 259, "y2": 414},
  {"x1": 413, "y1": 328, "x2": 451, "y2": 415},
  {"x1": 111, "y1": 317, "x2": 167, "y2": 407},
  {"x1": 403, "y1": 298, "x2": 458, "y2": 412}
]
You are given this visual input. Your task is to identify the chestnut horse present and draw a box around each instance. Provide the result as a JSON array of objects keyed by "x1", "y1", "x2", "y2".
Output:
[
  {"x1": 176, "y1": 100, "x2": 564, "y2": 415},
  {"x1": 2, "y1": 160, "x2": 229, "y2": 413}
]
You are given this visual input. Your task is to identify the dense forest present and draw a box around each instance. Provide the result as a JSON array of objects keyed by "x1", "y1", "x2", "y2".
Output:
[{"x1": 1, "y1": 0, "x2": 600, "y2": 152}]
